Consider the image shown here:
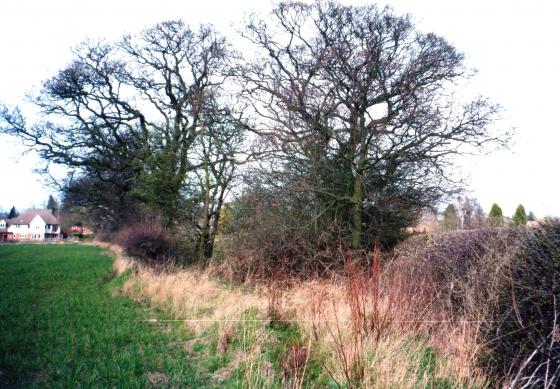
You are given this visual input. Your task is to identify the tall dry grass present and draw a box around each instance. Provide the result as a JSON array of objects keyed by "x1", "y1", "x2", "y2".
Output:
[{"x1": 101, "y1": 245, "x2": 490, "y2": 388}]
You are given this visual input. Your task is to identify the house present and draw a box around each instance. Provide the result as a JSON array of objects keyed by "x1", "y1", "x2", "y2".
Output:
[
  {"x1": 63, "y1": 225, "x2": 94, "y2": 237},
  {"x1": 0, "y1": 219, "x2": 14, "y2": 242},
  {"x1": 5, "y1": 210, "x2": 61, "y2": 241}
]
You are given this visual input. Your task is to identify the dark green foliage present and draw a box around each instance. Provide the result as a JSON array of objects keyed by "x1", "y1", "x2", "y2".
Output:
[
  {"x1": 512, "y1": 204, "x2": 527, "y2": 226},
  {"x1": 46, "y1": 194, "x2": 58, "y2": 215},
  {"x1": 488, "y1": 203, "x2": 504, "y2": 226},
  {"x1": 61, "y1": 156, "x2": 143, "y2": 231},
  {"x1": 527, "y1": 211, "x2": 536, "y2": 221},
  {"x1": 482, "y1": 223, "x2": 560, "y2": 386},
  {"x1": 7, "y1": 206, "x2": 18, "y2": 219}
]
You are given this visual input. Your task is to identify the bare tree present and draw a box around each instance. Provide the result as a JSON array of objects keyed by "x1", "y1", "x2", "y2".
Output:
[
  {"x1": 456, "y1": 196, "x2": 484, "y2": 229},
  {"x1": 0, "y1": 20, "x2": 246, "y2": 259},
  {"x1": 238, "y1": 1, "x2": 506, "y2": 248},
  {"x1": 189, "y1": 106, "x2": 247, "y2": 259}
]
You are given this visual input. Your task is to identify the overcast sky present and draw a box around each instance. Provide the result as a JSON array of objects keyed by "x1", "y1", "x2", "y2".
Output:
[{"x1": 0, "y1": 0, "x2": 558, "y2": 217}]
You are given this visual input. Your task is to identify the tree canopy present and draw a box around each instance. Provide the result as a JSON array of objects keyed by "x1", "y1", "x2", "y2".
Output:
[
  {"x1": 0, "y1": 20, "x2": 247, "y2": 259},
  {"x1": 237, "y1": 1, "x2": 504, "y2": 247},
  {"x1": 0, "y1": 2, "x2": 507, "y2": 258}
]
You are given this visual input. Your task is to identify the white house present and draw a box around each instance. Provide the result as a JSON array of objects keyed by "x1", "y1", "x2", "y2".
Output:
[
  {"x1": 0, "y1": 218, "x2": 12, "y2": 241},
  {"x1": 6, "y1": 210, "x2": 61, "y2": 241}
]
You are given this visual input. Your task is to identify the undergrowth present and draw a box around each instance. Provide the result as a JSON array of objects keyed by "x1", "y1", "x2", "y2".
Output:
[{"x1": 115, "y1": 242, "x2": 488, "y2": 388}]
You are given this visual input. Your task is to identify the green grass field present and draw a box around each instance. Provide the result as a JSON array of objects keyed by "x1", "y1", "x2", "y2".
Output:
[{"x1": 0, "y1": 244, "x2": 209, "y2": 388}]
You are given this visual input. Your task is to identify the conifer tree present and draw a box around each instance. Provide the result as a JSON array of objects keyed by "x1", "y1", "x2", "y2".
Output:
[
  {"x1": 512, "y1": 204, "x2": 527, "y2": 226},
  {"x1": 489, "y1": 203, "x2": 504, "y2": 226},
  {"x1": 443, "y1": 204, "x2": 460, "y2": 230},
  {"x1": 46, "y1": 195, "x2": 58, "y2": 215},
  {"x1": 7, "y1": 206, "x2": 18, "y2": 219}
]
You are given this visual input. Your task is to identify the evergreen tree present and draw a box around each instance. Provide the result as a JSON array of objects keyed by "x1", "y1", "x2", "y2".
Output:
[
  {"x1": 443, "y1": 204, "x2": 460, "y2": 230},
  {"x1": 512, "y1": 204, "x2": 527, "y2": 226},
  {"x1": 488, "y1": 203, "x2": 504, "y2": 226},
  {"x1": 46, "y1": 195, "x2": 58, "y2": 215},
  {"x1": 527, "y1": 211, "x2": 536, "y2": 221},
  {"x1": 7, "y1": 206, "x2": 18, "y2": 219}
]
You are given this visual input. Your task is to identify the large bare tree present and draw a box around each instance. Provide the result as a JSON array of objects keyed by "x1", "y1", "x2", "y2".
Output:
[
  {"x1": 238, "y1": 1, "x2": 506, "y2": 248},
  {"x1": 0, "y1": 20, "x2": 246, "y2": 258}
]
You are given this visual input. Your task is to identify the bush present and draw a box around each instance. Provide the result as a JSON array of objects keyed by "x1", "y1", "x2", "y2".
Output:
[
  {"x1": 482, "y1": 223, "x2": 560, "y2": 386},
  {"x1": 391, "y1": 225, "x2": 560, "y2": 386},
  {"x1": 115, "y1": 222, "x2": 180, "y2": 265},
  {"x1": 96, "y1": 230, "x2": 113, "y2": 243},
  {"x1": 217, "y1": 189, "x2": 347, "y2": 282},
  {"x1": 389, "y1": 228, "x2": 513, "y2": 317},
  {"x1": 218, "y1": 183, "x2": 422, "y2": 282}
]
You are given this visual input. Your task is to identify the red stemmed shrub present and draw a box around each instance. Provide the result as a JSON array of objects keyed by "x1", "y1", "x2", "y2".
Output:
[{"x1": 116, "y1": 222, "x2": 179, "y2": 265}]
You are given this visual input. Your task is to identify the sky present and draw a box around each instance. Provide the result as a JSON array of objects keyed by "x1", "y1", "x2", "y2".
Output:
[{"x1": 0, "y1": 0, "x2": 558, "y2": 217}]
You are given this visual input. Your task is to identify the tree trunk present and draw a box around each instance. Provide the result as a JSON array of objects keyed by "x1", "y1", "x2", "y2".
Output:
[
  {"x1": 198, "y1": 147, "x2": 211, "y2": 261},
  {"x1": 351, "y1": 170, "x2": 362, "y2": 249}
]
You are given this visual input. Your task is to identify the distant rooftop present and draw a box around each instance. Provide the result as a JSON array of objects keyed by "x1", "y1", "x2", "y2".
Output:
[{"x1": 7, "y1": 209, "x2": 59, "y2": 225}]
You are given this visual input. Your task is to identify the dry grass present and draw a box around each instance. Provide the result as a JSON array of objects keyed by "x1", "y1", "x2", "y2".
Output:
[
  {"x1": 95, "y1": 240, "x2": 257, "y2": 334},
  {"x1": 121, "y1": 267, "x2": 267, "y2": 335},
  {"x1": 294, "y1": 277, "x2": 487, "y2": 387},
  {"x1": 86, "y1": 241, "x2": 135, "y2": 276},
  {"x1": 97, "y1": 240, "x2": 489, "y2": 387}
]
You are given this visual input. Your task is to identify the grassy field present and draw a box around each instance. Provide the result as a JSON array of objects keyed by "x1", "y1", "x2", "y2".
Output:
[{"x1": 0, "y1": 244, "x2": 214, "y2": 388}]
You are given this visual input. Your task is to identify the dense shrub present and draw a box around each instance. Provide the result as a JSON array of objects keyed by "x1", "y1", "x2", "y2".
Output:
[
  {"x1": 482, "y1": 223, "x2": 560, "y2": 387},
  {"x1": 218, "y1": 180, "x2": 426, "y2": 281},
  {"x1": 389, "y1": 228, "x2": 513, "y2": 316},
  {"x1": 217, "y1": 189, "x2": 348, "y2": 281},
  {"x1": 218, "y1": 232, "x2": 343, "y2": 282},
  {"x1": 115, "y1": 222, "x2": 180, "y2": 265},
  {"x1": 391, "y1": 224, "x2": 560, "y2": 386},
  {"x1": 96, "y1": 230, "x2": 113, "y2": 243}
]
